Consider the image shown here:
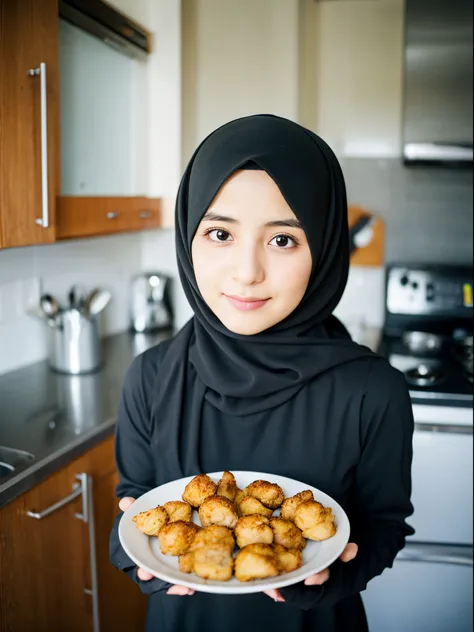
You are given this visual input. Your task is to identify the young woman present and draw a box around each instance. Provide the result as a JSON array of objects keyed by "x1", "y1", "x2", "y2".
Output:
[{"x1": 110, "y1": 114, "x2": 414, "y2": 632}]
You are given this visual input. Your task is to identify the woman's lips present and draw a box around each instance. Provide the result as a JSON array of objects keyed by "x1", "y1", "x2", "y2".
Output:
[{"x1": 224, "y1": 295, "x2": 270, "y2": 311}]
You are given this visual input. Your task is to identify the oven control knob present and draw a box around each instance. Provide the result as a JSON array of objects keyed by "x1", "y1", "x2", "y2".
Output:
[{"x1": 400, "y1": 274, "x2": 409, "y2": 286}]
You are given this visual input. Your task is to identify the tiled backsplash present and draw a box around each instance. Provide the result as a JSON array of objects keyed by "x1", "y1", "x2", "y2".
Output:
[
  {"x1": 341, "y1": 158, "x2": 474, "y2": 265},
  {"x1": 0, "y1": 158, "x2": 472, "y2": 375}
]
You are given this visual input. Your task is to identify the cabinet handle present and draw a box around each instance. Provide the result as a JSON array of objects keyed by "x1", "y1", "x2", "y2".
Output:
[
  {"x1": 139, "y1": 210, "x2": 153, "y2": 219},
  {"x1": 27, "y1": 473, "x2": 86, "y2": 520},
  {"x1": 26, "y1": 473, "x2": 101, "y2": 632},
  {"x1": 106, "y1": 211, "x2": 119, "y2": 219},
  {"x1": 28, "y1": 63, "x2": 49, "y2": 229}
]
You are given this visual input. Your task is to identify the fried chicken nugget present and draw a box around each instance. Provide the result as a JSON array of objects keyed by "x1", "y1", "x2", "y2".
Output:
[
  {"x1": 157, "y1": 520, "x2": 200, "y2": 556},
  {"x1": 193, "y1": 542, "x2": 234, "y2": 581},
  {"x1": 163, "y1": 501, "x2": 193, "y2": 523},
  {"x1": 234, "y1": 488, "x2": 246, "y2": 506},
  {"x1": 217, "y1": 471, "x2": 238, "y2": 502},
  {"x1": 238, "y1": 495, "x2": 273, "y2": 518},
  {"x1": 234, "y1": 543, "x2": 279, "y2": 582},
  {"x1": 294, "y1": 500, "x2": 337, "y2": 541},
  {"x1": 273, "y1": 543, "x2": 303, "y2": 574},
  {"x1": 280, "y1": 490, "x2": 314, "y2": 522},
  {"x1": 270, "y1": 517, "x2": 306, "y2": 550},
  {"x1": 198, "y1": 495, "x2": 239, "y2": 529},
  {"x1": 188, "y1": 525, "x2": 235, "y2": 553},
  {"x1": 182, "y1": 474, "x2": 217, "y2": 508},
  {"x1": 132, "y1": 506, "x2": 169, "y2": 536},
  {"x1": 244, "y1": 480, "x2": 284, "y2": 509},
  {"x1": 178, "y1": 551, "x2": 195, "y2": 574},
  {"x1": 234, "y1": 514, "x2": 274, "y2": 548}
]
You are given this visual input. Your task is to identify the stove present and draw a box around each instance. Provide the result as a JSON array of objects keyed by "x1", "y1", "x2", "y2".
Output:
[{"x1": 380, "y1": 264, "x2": 473, "y2": 407}]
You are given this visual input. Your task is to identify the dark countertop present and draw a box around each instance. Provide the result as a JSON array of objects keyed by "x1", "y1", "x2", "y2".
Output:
[{"x1": 0, "y1": 330, "x2": 173, "y2": 508}]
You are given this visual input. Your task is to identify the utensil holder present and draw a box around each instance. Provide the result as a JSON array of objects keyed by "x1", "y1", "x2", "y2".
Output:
[{"x1": 47, "y1": 309, "x2": 102, "y2": 375}]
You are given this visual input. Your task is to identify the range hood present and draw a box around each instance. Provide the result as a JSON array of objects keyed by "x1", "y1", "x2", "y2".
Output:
[
  {"x1": 402, "y1": 0, "x2": 473, "y2": 166},
  {"x1": 58, "y1": 0, "x2": 151, "y2": 60}
]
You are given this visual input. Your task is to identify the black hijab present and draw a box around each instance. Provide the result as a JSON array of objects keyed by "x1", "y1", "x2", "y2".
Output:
[{"x1": 156, "y1": 115, "x2": 374, "y2": 423}]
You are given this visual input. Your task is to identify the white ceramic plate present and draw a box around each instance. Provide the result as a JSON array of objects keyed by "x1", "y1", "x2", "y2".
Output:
[{"x1": 119, "y1": 471, "x2": 350, "y2": 595}]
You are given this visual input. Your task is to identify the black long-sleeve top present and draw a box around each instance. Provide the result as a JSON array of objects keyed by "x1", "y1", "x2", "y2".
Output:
[{"x1": 110, "y1": 339, "x2": 414, "y2": 632}]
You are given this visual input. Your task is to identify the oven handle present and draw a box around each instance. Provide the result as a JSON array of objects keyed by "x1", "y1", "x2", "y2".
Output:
[
  {"x1": 398, "y1": 543, "x2": 473, "y2": 567},
  {"x1": 414, "y1": 422, "x2": 473, "y2": 435}
]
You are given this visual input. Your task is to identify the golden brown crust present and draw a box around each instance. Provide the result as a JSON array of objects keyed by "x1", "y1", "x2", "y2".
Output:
[
  {"x1": 237, "y1": 495, "x2": 274, "y2": 518},
  {"x1": 216, "y1": 471, "x2": 238, "y2": 502},
  {"x1": 294, "y1": 500, "x2": 337, "y2": 541},
  {"x1": 178, "y1": 551, "x2": 195, "y2": 573},
  {"x1": 192, "y1": 543, "x2": 234, "y2": 581},
  {"x1": 157, "y1": 520, "x2": 200, "y2": 556},
  {"x1": 234, "y1": 514, "x2": 274, "y2": 548},
  {"x1": 188, "y1": 524, "x2": 235, "y2": 553},
  {"x1": 270, "y1": 517, "x2": 306, "y2": 550},
  {"x1": 280, "y1": 490, "x2": 314, "y2": 522},
  {"x1": 273, "y1": 543, "x2": 303, "y2": 573},
  {"x1": 234, "y1": 543, "x2": 279, "y2": 582},
  {"x1": 163, "y1": 500, "x2": 193, "y2": 523},
  {"x1": 132, "y1": 506, "x2": 169, "y2": 536},
  {"x1": 244, "y1": 480, "x2": 285, "y2": 509},
  {"x1": 198, "y1": 495, "x2": 239, "y2": 529},
  {"x1": 182, "y1": 474, "x2": 217, "y2": 508}
]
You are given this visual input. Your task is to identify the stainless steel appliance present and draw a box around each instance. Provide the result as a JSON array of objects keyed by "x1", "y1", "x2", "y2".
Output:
[
  {"x1": 403, "y1": 0, "x2": 473, "y2": 165},
  {"x1": 130, "y1": 273, "x2": 174, "y2": 333},
  {"x1": 362, "y1": 264, "x2": 473, "y2": 632}
]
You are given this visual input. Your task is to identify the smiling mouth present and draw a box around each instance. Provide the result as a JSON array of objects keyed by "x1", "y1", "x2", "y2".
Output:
[{"x1": 224, "y1": 295, "x2": 270, "y2": 311}]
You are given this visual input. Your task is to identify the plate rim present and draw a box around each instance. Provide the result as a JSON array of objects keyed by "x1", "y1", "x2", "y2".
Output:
[{"x1": 118, "y1": 470, "x2": 350, "y2": 595}]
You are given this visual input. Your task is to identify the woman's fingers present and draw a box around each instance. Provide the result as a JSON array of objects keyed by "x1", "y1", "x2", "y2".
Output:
[
  {"x1": 166, "y1": 585, "x2": 196, "y2": 596},
  {"x1": 119, "y1": 497, "x2": 136, "y2": 512},
  {"x1": 137, "y1": 567, "x2": 154, "y2": 581},
  {"x1": 304, "y1": 541, "x2": 358, "y2": 586},
  {"x1": 339, "y1": 542, "x2": 358, "y2": 562},
  {"x1": 304, "y1": 567, "x2": 330, "y2": 586},
  {"x1": 263, "y1": 588, "x2": 285, "y2": 602}
]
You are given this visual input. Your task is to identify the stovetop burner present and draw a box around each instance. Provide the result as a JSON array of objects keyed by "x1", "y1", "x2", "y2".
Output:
[{"x1": 404, "y1": 363, "x2": 446, "y2": 387}]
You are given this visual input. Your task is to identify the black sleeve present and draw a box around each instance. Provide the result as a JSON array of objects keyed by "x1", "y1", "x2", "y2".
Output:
[
  {"x1": 109, "y1": 350, "x2": 172, "y2": 596},
  {"x1": 280, "y1": 358, "x2": 415, "y2": 610}
]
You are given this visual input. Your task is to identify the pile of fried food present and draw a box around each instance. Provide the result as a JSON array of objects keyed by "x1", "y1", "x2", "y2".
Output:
[{"x1": 132, "y1": 471, "x2": 337, "y2": 582}]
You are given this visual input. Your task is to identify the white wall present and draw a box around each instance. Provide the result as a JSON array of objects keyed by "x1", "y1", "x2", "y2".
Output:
[
  {"x1": 181, "y1": 0, "x2": 299, "y2": 164},
  {"x1": 299, "y1": 0, "x2": 405, "y2": 159}
]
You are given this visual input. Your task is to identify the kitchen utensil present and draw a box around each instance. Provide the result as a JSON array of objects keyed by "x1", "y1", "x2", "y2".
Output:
[
  {"x1": 349, "y1": 214, "x2": 376, "y2": 256},
  {"x1": 130, "y1": 273, "x2": 174, "y2": 333},
  {"x1": 40, "y1": 294, "x2": 61, "y2": 328},
  {"x1": 82, "y1": 288, "x2": 111, "y2": 318},
  {"x1": 47, "y1": 309, "x2": 102, "y2": 374},
  {"x1": 119, "y1": 471, "x2": 350, "y2": 595}
]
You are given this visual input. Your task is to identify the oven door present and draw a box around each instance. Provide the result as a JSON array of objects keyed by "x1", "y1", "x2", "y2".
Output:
[{"x1": 362, "y1": 542, "x2": 473, "y2": 632}]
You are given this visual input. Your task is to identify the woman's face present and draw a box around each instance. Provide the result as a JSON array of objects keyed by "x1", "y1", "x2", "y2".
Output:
[{"x1": 191, "y1": 170, "x2": 312, "y2": 335}]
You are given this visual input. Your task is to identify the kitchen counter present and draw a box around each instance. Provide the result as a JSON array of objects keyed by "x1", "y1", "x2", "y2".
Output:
[
  {"x1": 0, "y1": 330, "x2": 173, "y2": 508},
  {"x1": 0, "y1": 323, "x2": 383, "y2": 509}
]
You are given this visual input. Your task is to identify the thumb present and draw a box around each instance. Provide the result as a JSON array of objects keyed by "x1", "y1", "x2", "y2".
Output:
[{"x1": 119, "y1": 497, "x2": 136, "y2": 512}]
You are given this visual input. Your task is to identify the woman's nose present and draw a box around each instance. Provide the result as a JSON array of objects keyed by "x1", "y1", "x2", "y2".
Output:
[{"x1": 232, "y1": 243, "x2": 265, "y2": 285}]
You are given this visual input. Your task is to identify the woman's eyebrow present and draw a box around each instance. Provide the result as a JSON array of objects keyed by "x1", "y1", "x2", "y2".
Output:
[{"x1": 202, "y1": 212, "x2": 302, "y2": 229}]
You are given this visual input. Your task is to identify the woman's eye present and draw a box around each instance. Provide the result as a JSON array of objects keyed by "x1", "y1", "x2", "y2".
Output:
[
  {"x1": 269, "y1": 234, "x2": 297, "y2": 249},
  {"x1": 207, "y1": 229, "x2": 233, "y2": 242}
]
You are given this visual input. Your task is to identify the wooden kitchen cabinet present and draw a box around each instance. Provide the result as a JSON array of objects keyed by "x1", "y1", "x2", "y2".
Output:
[
  {"x1": 0, "y1": 0, "x2": 60, "y2": 248},
  {"x1": 0, "y1": 435, "x2": 147, "y2": 632}
]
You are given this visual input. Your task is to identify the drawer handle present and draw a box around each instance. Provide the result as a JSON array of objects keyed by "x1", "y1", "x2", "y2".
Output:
[
  {"x1": 27, "y1": 473, "x2": 88, "y2": 521},
  {"x1": 106, "y1": 211, "x2": 119, "y2": 219},
  {"x1": 139, "y1": 210, "x2": 153, "y2": 219}
]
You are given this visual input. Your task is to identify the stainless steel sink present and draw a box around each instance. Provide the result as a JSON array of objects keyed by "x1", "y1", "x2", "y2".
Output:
[{"x1": 0, "y1": 446, "x2": 35, "y2": 479}]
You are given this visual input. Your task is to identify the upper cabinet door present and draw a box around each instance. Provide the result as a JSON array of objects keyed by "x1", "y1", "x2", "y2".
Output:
[
  {"x1": 0, "y1": 0, "x2": 59, "y2": 248},
  {"x1": 59, "y1": 19, "x2": 148, "y2": 197}
]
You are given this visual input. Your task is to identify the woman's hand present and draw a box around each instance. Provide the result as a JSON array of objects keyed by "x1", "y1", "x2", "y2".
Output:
[
  {"x1": 119, "y1": 497, "x2": 195, "y2": 596},
  {"x1": 263, "y1": 542, "x2": 358, "y2": 602}
]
